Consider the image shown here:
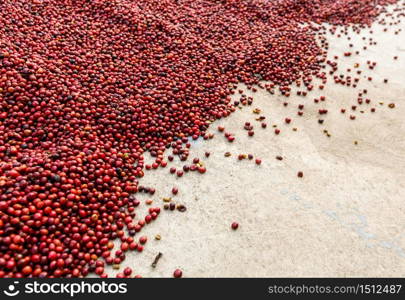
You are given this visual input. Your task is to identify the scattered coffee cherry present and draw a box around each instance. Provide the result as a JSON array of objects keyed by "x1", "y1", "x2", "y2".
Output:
[
  {"x1": 123, "y1": 267, "x2": 132, "y2": 277},
  {"x1": 139, "y1": 236, "x2": 148, "y2": 245},
  {"x1": 297, "y1": 171, "x2": 304, "y2": 178},
  {"x1": 231, "y1": 222, "x2": 239, "y2": 230},
  {"x1": 0, "y1": 0, "x2": 399, "y2": 279},
  {"x1": 172, "y1": 187, "x2": 178, "y2": 195},
  {"x1": 173, "y1": 269, "x2": 183, "y2": 278},
  {"x1": 163, "y1": 197, "x2": 172, "y2": 203},
  {"x1": 177, "y1": 204, "x2": 187, "y2": 212}
]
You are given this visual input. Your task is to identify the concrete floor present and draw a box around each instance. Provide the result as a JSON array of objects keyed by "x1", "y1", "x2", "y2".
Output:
[{"x1": 105, "y1": 14, "x2": 405, "y2": 277}]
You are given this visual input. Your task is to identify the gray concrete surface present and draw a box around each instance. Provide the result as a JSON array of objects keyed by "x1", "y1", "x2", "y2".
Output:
[{"x1": 105, "y1": 15, "x2": 405, "y2": 277}]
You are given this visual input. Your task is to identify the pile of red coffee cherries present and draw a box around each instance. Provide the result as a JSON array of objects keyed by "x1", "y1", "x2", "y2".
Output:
[{"x1": 0, "y1": 0, "x2": 399, "y2": 277}]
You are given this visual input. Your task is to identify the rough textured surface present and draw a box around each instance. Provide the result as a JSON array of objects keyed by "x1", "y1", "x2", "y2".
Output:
[{"x1": 105, "y1": 20, "x2": 405, "y2": 277}]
